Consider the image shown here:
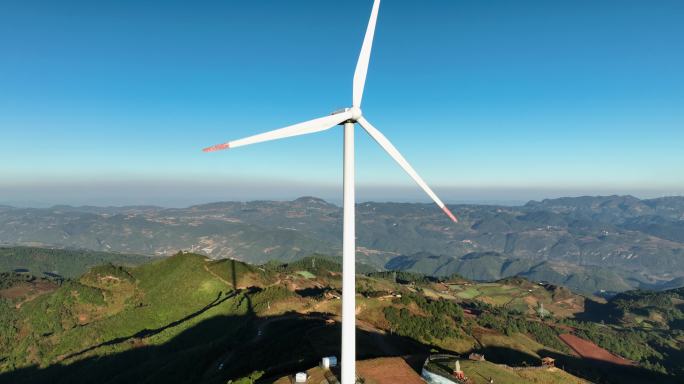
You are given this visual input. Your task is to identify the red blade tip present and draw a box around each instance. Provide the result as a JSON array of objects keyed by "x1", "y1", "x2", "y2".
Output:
[
  {"x1": 442, "y1": 206, "x2": 458, "y2": 223},
  {"x1": 203, "y1": 142, "x2": 230, "y2": 152}
]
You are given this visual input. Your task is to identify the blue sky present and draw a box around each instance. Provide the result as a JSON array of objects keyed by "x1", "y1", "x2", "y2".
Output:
[{"x1": 1, "y1": 0, "x2": 683, "y2": 206}]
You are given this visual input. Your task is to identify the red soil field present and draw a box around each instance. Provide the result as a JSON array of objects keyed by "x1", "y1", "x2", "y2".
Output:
[
  {"x1": 0, "y1": 280, "x2": 57, "y2": 300},
  {"x1": 559, "y1": 333, "x2": 635, "y2": 366},
  {"x1": 357, "y1": 357, "x2": 425, "y2": 384}
]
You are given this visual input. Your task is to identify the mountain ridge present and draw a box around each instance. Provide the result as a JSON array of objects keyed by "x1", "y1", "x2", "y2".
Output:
[{"x1": 1, "y1": 195, "x2": 682, "y2": 295}]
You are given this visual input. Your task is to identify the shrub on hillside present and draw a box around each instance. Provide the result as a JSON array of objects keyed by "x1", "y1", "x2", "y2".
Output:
[
  {"x1": 230, "y1": 370, "x2": 263, "y2": 384},
  {"x1": 251, "y1": 286, "x2": 294, "y2": 312}
]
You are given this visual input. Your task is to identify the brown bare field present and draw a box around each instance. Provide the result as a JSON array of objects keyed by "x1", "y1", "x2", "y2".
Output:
[
  {"x1": 357, "y1": 357, "x2": 425, "y2": 384},
  {"x1": 272, "y1": 357, "x2": 425, "y2": 384},
  {"x1": 0, "y1": 284, "x2": 32, "y2": 299},
  {"x1": 0, "y1": 280, "x2": 58, "y2": 305},
  {"x1": 559, "y1": 333, "x2": 634, "y2": 366}
]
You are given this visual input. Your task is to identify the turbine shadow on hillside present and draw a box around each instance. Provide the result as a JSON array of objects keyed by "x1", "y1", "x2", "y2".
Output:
[
  {"x1": 0, "y1": 309, "x2": 434, "y2": 384},
  {"x1": 62, "y1": 290, "x2": 239, "y2": 361},
  {"x1": 0, "y1": 309, "x2": 677, "y2": 384}
]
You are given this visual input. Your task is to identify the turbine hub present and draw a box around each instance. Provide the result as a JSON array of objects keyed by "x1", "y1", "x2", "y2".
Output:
[
  {"x1": 350, "y1": 106, "x2": 362, "y2": 121},
  {"x1": 332, "y1": 107, "x2": 362, "y2": 124}
]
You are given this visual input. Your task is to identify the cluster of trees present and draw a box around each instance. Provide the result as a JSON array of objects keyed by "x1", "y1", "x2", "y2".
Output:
[
  {"x1": 86, "y1": 264, "x2": 135, "y2": 283},
  {"x1": 383, "y1": 306, "x2": 458, "y2": 343},
  {"x1": 383, "y1": 293, "x2": 463, "y2": 343},
  {"x1": 250, "y1": 286, "x2": 293, "y2": 312},
  {"x1": 555, "y1": 288, "x2": 684, "y2": 376},
  {"x1": 561, "y1": 318, "x2": 665, "y2": 369},
  {"x1": 0, "y1": 272, "x2": 63, "y2": 290},
  {"x1": 610, "y1": 288, "x2": 684, "y2": 324},
  {"x1": 399, "y1": 292, "x2": 465, "y2": 322},
  {"x1": 271, "y1": 255, "x2": 342, "y2": 274},
  {"x1": 71, "y1": 281, "x2": 106, "y2": 306},
  {"x1": 474, "y1": 303, "x2": 569, "y2": 352},
  {"x1": 0, "y1": 272, "x2": 35, "y2": 289},
  {"x1": 367, "y1": 271, "x2": 436, "y2": 285}
]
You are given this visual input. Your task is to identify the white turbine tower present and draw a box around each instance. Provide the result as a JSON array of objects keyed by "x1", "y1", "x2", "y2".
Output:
[{"x1": 203, "y1": 1, "x2": 457, "y2": 382}]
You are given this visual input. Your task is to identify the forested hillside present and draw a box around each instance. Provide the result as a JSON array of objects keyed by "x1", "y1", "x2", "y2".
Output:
[
  {"x1": 0, "y1": 247, "x2": 153, "y2": 278},
  {"x1": 0, "y1": 251, "x2": 682, "y2": 383}
]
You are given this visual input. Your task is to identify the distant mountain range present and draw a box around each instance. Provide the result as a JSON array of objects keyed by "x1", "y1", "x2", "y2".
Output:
[{"x1": 1, "y1": 195, "x2": 683, "y2": 294}]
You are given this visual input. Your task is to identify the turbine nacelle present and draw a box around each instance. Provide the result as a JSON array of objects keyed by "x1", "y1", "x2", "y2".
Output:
[{"x1": 331, "y1": 107, "x2": 363, "y2": 123}]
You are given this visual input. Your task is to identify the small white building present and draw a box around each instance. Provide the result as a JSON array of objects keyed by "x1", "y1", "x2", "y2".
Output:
[
  {"x1": 321, "y1": 356, "x2": 338, "y2": 369},
  {"x1": 295, "y1": 372, "x2": 307, "y2": 383}
]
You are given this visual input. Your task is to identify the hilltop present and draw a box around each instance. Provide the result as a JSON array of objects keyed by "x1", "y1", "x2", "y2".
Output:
[
  {"x1": 1, "y1": 195, "x2": 683, "y2": 295},
  {"x1": 0, "y1": 251, "x2": 681, "y2": 383}
]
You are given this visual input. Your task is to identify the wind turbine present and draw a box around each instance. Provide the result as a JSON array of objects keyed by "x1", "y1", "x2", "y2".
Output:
[{"x1": 202, "y1": 0, "x2": 457, "y2": 382}]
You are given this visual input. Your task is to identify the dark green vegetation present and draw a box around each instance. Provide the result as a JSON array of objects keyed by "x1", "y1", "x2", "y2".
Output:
[
  {"x1": 2, "y1": 195, "x2": 684, "y2": 295},
  {"x1": 386, "y1": 251, "x2": 640, "y2": 295},
  {"x1": 562, "y1": 287, "x2": 684, "y2": 376},
  {"x1": 473, "y1": 303, "x2": 571, "y2": 353},
  {"x1": 0, "y1": 272, "x2": 61, "y2": 290},
  {"x1": 0, "y1": 250, "x2": 682, "y2": 384},
  {"x1": 610, "y1": 288, "x2": 684, "y2": 328},
  {"x1": 0, "y1": 246, "x2": 152, "y2": 278},
  {"x1": 0, "y1": 252, "x2": 267, "y2": 383},
  {"x1": 383, "y1": 292, "x2": 463, "y2": 343}
]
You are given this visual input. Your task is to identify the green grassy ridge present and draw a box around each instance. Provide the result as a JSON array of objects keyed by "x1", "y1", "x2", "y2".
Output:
[{"x1": 0, "y1": 252, "x2": 257, "y2": 372}]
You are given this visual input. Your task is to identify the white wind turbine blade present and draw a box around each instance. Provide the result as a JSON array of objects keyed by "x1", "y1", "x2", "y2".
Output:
[
  {"x1": 203, "y1": 111, "x2": 353, "y2": 152},
  {"x1": 357, "y1": 117, "x2": 458, "y2": 222},
  {"x1": 352, "y1": 0, "x2": 381, "y2": 108}
]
